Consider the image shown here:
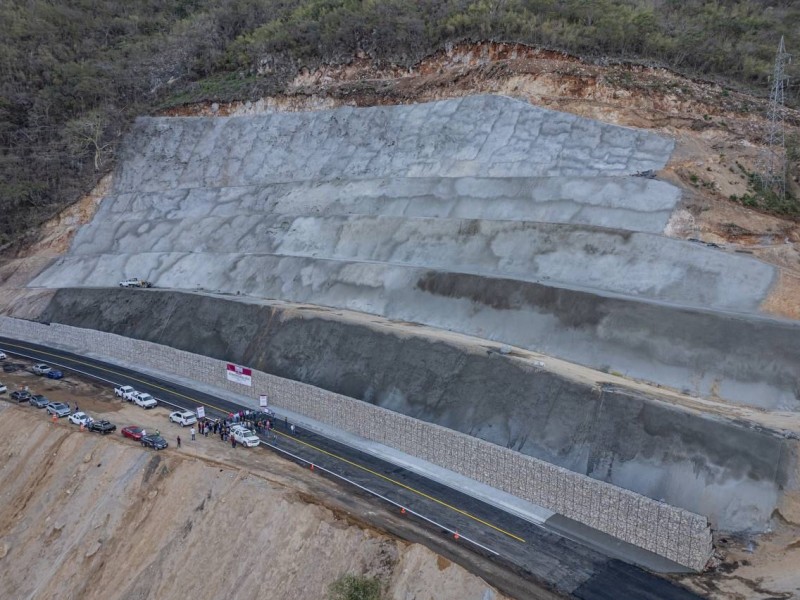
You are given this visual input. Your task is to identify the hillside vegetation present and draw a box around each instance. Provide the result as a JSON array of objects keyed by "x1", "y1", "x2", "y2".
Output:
[{"x1": 1, "y1": 0, "x2": 799, "y2": 247}]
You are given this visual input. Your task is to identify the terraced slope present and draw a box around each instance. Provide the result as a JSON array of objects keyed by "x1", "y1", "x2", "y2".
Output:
[{"x1": 32, "y1": 95, "x2": 788, "y2": 407}]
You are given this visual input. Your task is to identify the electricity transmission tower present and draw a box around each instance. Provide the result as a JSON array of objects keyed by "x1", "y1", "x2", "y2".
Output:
[{"x1": 759, "y1": 36, "x2": 791, "y2": 201}]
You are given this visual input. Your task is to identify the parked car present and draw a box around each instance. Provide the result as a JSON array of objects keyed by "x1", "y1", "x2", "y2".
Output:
[
  {"x1": 10, "y1": 390, "x2": 31, "y2": 403},
  {"x1": 133, "y1": 392, "x2": 157, "y2": 409},
  {"x1": 121, "y1": 425, "x2": 146, "y2": 441},
  {"x1": 31, "y1": 364, "x2": 51, "y2": 375},
  {"x1": 0, "y1": 382, "x2": 6, "y2": 394},
  {"x1": 141, "y1": 434, "x2": 168, "y2": 450},
  {"x1": 230, "y1": 425, "x2": 260, "y2": 448},
  {"x1": 0, "y1": 350, "x2": 7, "y2": 360},
  {"x1": 114, "y1": 385, "x2": 137, "y2": 401},
  {"x1": 47, "y1": 370, "x2": 64, "y2": 380},
  {"x1": 46, "y1": 402, "x2": 71, "y2": 417},
  {"x1": 3, "y1": 363, "x2": 20, "y2": 373},
  {"x1": 169, "y1": 410, "x2": 197, "y2": 427},
  {"x1": 88, "y1": 420, "x2": 116, "y2": 434},
  {"x1": 29, "y1": 394, "x2": 50, "y2": 408},
  {"x1": 68, "y1": 411, "x2": 91, "y2": 426}
]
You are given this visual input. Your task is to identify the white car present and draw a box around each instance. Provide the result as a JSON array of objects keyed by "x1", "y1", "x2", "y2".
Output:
[
  {"x1": 230, "y1": 426, "x2": 260, "y2": 448},
  {"x1": 133, "y1": 392, "x2": 158, "y2": 409},
  {"x1": 114, "y1": 385, "x2": 137, "y2": 401},
  {"x1": 31, "y1": 363, "x2": 51, "y2": 375},
  {"x1": 0, "y1": 350, "x2": 7, "y2": 360},
  {"x1": 68, "y1": 411, "x2": 92, "y2": 426},
  {"x1": 0, "y1": 382, "x2": 6, "y2": 394},
  {"x1": 169, "y1": 410, "x2": 197, "y2": 426}
]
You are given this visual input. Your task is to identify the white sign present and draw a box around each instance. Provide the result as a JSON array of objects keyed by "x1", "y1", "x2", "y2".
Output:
[
  {"x1": 226, "y1": 363, "x2": 252, "y2": 386},
  {"x1": 259, "y1": 394, "x2": 268, "y2": 408},
  {"x1": 196, "y1": 406, "x2": 205, "y2": 419}
]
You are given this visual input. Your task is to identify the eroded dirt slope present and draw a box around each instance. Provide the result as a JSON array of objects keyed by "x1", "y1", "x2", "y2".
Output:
[{"x1": 0, "y1": 395, "x2": 509, "y2": 600}]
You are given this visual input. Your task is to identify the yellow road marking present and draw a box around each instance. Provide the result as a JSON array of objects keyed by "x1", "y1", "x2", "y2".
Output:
[
  {"x1": 3, "y1": 340, "x2": 526, "y2": 543},
  {"x1": 274, "y1": 428, "x2": 526, "y2": 542}
]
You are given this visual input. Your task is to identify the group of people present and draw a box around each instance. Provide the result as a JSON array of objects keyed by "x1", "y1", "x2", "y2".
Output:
[{"x1": 172, "y1": 407, "x2": 300, "y2": 450}]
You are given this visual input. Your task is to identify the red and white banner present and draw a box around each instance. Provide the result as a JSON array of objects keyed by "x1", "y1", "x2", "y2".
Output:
[{"x1": 226, "y1": 363, "x2": 252, "y2": 387}]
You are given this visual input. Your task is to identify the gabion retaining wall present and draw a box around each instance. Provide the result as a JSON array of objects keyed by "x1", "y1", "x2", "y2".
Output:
[{"x1": 0, "y1": 316, "x2": 712, "y2": 570}]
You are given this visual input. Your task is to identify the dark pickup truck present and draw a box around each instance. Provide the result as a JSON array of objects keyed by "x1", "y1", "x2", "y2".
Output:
[{"x1": 88, "y1": 420, "x2": 117, "y2": 434}]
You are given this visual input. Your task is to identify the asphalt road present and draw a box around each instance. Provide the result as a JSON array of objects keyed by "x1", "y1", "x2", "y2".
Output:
[{"x1": 0, "y1": 336, "x2": 702, "y2": 600}]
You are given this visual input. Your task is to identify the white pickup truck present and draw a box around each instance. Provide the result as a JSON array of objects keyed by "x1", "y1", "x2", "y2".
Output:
[
  {"x1": 119, "y1": 278, "x2": 153, "y2": 288},
  {"x1": 132, "y1": 392, "x2": 158, "y2": 409},
  {"x1": 114, "y1": 385, "x2": 137, "y2": 401},
  {"x1": 230, "y1": 425, "x2": 260, "y2": 448}
]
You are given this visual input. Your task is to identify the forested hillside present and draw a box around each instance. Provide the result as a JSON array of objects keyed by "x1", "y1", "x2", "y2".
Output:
[{"x1": 2, "y1": 0, "x2": 799, "y2": 248}]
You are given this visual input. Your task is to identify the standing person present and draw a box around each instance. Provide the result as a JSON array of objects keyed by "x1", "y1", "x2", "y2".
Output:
[
  {"x1": 198, "y1": 421, "x2": 203, "y2": 435},
  {"x1": 204, "y1": 425, "x2": 209, "y2": 438},
  {"x1": 177, "y1": 435, "x2": 181, "y2": 448},
  {"x1": 231, "y1": 436, "x2": 236, "y2": 449},
  {"x1": 290, "y1": 424, "x2": 295, "y2": 435},
  {"x1": 141, "y1": 428, "x2": 147, "y2": 437},
  {"x1": 284, "y1": 416, "x2": 288, "y2": 430},
  {"x1": 190, "y1": 426, "x2": 196, "y2": 441}
]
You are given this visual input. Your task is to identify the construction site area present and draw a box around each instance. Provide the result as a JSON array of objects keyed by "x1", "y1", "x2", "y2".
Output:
[{"x1": 1, "y1": 43, "x2": 800, "y2": 600}]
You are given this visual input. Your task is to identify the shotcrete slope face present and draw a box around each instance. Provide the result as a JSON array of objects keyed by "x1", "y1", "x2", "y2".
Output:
[
  {"x1": 25, "y1": 96, "x2": 798, "y2": 534},
  {"x1": 38, "y1": 288, "x2": 796, "y2": 532},
  {"x1": 115, "y1": 95, "x2": 674, "y2": 188},
  {"x1": 63, "y1": 214, "x2": 770, "y2": 310},
  {"x1": 30, "y1": 95, "x2": 785, "y2": 407},
  {"x1": 99, "y1": 176, "x2": 681, "y2": 233}
]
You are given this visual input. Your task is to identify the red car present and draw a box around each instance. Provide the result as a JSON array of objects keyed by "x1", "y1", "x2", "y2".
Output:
[{"x1": 121, "y1": 426, "x2": 145, "y2": 441}]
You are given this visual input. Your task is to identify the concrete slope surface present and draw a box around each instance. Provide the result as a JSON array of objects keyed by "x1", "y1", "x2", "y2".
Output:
[
  {"x1": 60, "y1": 213, "x2": 774, "y2": 310},
  {"x1": 34, "y1": 258, "x2": 799, "y2": 410},
  {"x1": 99, "y1": 175, "x2": 682, "y2": 233},
  {"x1": 114, "y1": 95, "x2": 675, "y2": 192},
  {"x1": 36, "y1": 287, "x2": 799, "y2": 532},
  {"x1": 30, "y1": 95, "x2": 787, "y2": 410}
]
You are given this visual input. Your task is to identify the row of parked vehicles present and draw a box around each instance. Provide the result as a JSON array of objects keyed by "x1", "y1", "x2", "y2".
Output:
[
  {"x1": 0, "y1": 353, "x2": 169, "y2": 449},
  {"x1": 3, "y1": 351, "x2": 261, "y2": 452},
  {"x1": 112, "y1": 382, "x2": 260, "y2": 447},
  {"x1": 1, "y1": 358, "x2": 63, "y2": 379},
  {"x1": 3, "y1": 386, "x2": 118, "y2": 433},
  {"x1": 114, "y1": 385, "x2": 159, "y2": 409}
]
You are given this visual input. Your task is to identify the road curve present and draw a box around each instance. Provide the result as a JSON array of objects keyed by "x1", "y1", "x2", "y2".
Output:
[{"x1": 0, "y1": 336, "x2": 702, "y2": 600}]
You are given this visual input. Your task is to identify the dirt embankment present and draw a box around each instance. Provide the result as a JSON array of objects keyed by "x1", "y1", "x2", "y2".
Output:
[{"x1": 0, "y1": 383, "x2": 509, "y2": 600}]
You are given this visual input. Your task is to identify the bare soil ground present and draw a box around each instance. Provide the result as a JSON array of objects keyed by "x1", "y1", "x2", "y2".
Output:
[
  {"x1": 0, "y1": 361, "x2": 534, "y2": 600},
  {"x1": 1, "y1": 358, "x2": 799, "y2": 599}
]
